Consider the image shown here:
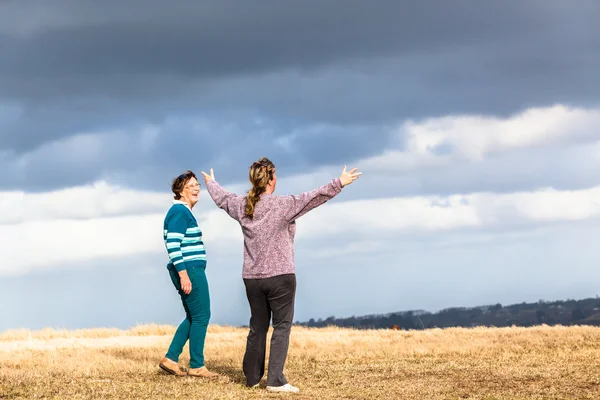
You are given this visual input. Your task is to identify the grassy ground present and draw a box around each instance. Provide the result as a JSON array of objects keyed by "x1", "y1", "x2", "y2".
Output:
[{"x1": 0, "y1": 324, "x2": 598, "y2": 399}]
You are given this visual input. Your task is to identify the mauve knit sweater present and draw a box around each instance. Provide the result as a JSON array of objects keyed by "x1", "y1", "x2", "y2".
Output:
[{"x1": 205, "y1": 178, "x2": 343, "y2": 279}]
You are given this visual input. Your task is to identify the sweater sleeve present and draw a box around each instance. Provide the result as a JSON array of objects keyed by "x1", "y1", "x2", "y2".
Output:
[
  {"x1": 165, "y1": 209, "x2": 190, "y2": 272},
  {"x1": 205, "y1": 180, "x2": 245, "y2": 221},
  {"x1": 280, "y1": 178, "x2": 343, "y2": 222}
]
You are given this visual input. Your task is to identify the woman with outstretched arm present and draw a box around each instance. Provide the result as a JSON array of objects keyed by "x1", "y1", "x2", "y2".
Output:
[{"x1": 200, "y1": 157, "x2": 361, "y2": 393}]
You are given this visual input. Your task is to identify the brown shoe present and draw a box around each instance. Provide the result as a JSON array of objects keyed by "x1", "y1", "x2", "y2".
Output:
[
  {"x1": 159, "y1": 357, "x2": 187, "y2": 376},
  {"x1": 188, "y1": 366, "x2": 219, "y2": 379}
]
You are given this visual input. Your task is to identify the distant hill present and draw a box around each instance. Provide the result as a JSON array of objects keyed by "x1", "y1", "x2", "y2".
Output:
[{"x1": 296, "y1": 296, "x2": 600, "y2": 330}]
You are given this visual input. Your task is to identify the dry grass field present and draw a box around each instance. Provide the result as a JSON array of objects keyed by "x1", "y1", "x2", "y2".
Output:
[{"x1": 0, "y1": 324, "x2": 598, "y2": 399}]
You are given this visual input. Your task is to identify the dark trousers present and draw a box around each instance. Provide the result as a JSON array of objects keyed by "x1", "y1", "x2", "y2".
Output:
[{"x1": 242, "y1": 273, "x2": 296, "y2": 387}]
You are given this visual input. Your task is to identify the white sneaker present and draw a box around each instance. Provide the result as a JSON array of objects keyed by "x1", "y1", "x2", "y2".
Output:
[{"x1": 266, "y1": 383, "x2": 300, "y2": 393}]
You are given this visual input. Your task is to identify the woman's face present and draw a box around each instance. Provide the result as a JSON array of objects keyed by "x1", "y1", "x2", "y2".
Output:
[{"x1": 180, "y1": 177, "x2": 200, "y2": 207}]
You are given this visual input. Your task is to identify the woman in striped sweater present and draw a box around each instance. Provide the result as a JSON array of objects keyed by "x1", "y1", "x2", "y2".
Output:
[
  {"x1": 158, "y1": 170, "x2": 219, "y2": 379},
  {"x1": 201, "y1": 158, "x2": 361, "y2": 393}
]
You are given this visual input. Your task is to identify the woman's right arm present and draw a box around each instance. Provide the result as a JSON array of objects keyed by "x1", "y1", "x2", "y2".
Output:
[{"x1": 202, "y1": 169, "x2": 244, "y2": 221}]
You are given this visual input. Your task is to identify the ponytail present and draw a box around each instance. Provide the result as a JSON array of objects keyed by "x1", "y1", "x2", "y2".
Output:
[
  {"x1": 245, "y1": 185, "x2": 266, "y2": 217},
  {"x1": 245, "y1": 157, "x2": 275, "y2": 218}
]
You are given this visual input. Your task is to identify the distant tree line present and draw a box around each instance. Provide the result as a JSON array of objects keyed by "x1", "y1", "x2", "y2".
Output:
[{"x1": 296, "y1": 297, "x2": 600, "y2": 330}]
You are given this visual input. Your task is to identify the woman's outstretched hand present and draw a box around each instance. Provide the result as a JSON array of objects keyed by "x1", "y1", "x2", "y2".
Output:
[
  {"x1": 201, "y1": 168, "x2": 215, "y2": 184},
  {"x1": 339, "y1": 165, "x2": 362, "y2": 187}
]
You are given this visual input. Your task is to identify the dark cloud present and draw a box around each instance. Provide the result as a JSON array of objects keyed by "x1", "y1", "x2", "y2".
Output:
[
  {"x1": 0, "y1": 2, "x2": 553, "y2": 81},
  {"x1": 0, "y1": 116, "x2": 392, "y2": 191},
  {"x1": 1, "y1": 107, "x2": 600, "y2": 195},
  {"x1": 0, "y1": 1, "x2": 599, "y2": 190}
]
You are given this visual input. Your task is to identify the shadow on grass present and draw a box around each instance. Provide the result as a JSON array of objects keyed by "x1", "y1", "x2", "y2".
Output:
[
  {"x1": 210, "y1": 364, "x2": 247, "y2": 386},
  {"x1": 104, "y1": 348, "x2": 251, "y2": 387},
  {"x1": 157, "y1": 363, "x2": 264, "y2": 391}
]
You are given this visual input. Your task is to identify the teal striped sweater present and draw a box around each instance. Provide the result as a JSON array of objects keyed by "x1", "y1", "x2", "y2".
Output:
[{"x1": 163, "y1": 202, "x2": 207, "y2": 272}]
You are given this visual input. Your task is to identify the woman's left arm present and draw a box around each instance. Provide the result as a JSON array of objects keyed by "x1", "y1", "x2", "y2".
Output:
[{"x1": 281, "y1": 166, "x2": 362, "y2": 222}]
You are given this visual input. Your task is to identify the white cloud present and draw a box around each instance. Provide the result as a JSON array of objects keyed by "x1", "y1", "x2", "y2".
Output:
[
  {"x1": 0, "y1": 181, "x2": 167, "y2": 225},
  {"x1": 3, "y1": 176, "x2": 600, "y2": 276},
  {"x1": 474, "y1": 188, "x2": 600, "y2": 223},
  {"x1": 3, "y1": 213, "x2": 165, "y2": 275},
  {"x1": 362, "y1": 104, "x2": 600, "y2": 172},
  {"x1": 297, "y1": 186, "x2": 600, "y2": 238}
]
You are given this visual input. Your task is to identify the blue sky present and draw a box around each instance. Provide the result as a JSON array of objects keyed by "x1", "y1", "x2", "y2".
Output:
[{"x1": 1, "y1": 1, "x2": 600, "y2": 332}]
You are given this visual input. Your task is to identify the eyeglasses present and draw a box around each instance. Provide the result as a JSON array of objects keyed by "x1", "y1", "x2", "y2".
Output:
[{"x1": 184, "y1": 183, "x2": 200, "y2": 190}]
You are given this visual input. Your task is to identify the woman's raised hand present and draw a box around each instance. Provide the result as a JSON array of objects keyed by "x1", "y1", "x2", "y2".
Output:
[
  {"x1": 200, "y1": 168, "x2": 215, "y2": 184},
  {"x1": 339, "y1": 165, "x2": 362, "y2": 187}
]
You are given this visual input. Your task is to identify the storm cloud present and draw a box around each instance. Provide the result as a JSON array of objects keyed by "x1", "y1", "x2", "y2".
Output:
[{"x1": 1, "y1": 1, "x2": 599, "y2": 192}]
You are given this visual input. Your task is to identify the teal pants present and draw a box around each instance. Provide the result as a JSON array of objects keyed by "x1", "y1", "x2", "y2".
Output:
[{"x1": 165, "y1": 265, "x2": 211, "y2": 368}]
